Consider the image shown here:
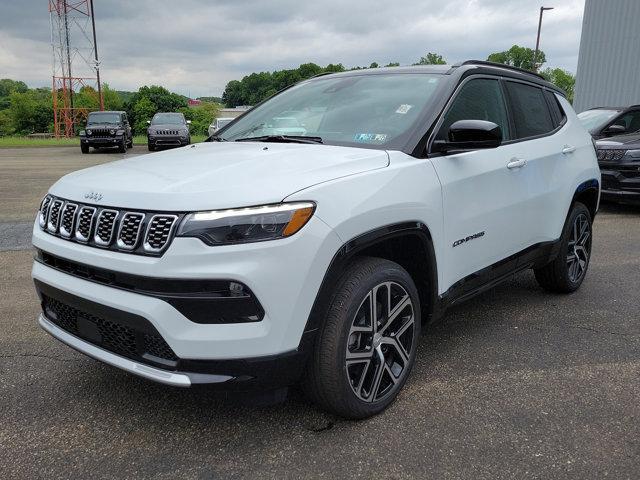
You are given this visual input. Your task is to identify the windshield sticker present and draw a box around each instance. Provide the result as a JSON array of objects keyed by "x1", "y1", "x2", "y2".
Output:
[
  {"x1": 396, "y1": 104, "x2": 413, "y2": 114},
  {"x1": 354, "y1": 133, "x2": 388, "y2": 144}
]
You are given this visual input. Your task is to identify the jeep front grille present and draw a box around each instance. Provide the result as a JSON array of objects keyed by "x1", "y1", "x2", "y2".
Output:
[
  {"x1": 38, "y1": 195, "x2": 182, "y2": 256},
  {"x1": 157, "y1": 129, "x2": 179, "y2": 135},
  {"x1": 596, "y1": 149, "x2": 626, "y2": 162}
]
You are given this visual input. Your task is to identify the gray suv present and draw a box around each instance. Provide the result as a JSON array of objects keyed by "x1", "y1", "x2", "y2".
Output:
[{"x1": 147, "y1": 112, "x2": 191, "y2": 151}]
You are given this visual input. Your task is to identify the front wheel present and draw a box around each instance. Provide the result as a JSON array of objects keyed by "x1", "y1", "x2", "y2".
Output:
[
  {"x1": 80, "y1": 143, "x2": 89, "y2": 154},
  {"x1": 534, "y1": 202, "x2": 593, "y2": 293},
  {"x1": 118, "y1": 137, "x2": 126, "y2": 153},
  {"x1": 303, "y1": 257, "x2": 421, "y2": 419}
]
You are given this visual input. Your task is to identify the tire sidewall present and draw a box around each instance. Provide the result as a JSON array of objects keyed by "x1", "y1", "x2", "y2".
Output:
[
  {"x1": 322, "y1": 259, "x2": 421, "y2": 417},
  {"x1": 560, "y1": 203, "x2": 592, "y2": 289}
]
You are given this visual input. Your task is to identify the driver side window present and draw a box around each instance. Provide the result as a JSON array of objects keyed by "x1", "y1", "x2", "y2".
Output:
[{"x1": 436, "y1": 78, "x2": 510, "y2": 141}]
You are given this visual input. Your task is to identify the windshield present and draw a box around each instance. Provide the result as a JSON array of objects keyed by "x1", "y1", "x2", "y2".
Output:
[
  {"x1": 577, "y1": 109, "x2": 619, "y2": 131},
  {"x1": 87, "y1": 112, "x2": 120, "y2": 125},
  {"x1": 152, "y1": 113, "x2": 185, "y2": 125},
  {"x1": 217, "y1": 118, "x2": 233, "y2": 128},
  {"x1": 219, "y1": 73, "x2": 443, "y2": 148}
]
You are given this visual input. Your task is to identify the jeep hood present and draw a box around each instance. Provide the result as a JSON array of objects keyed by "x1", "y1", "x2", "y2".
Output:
[
  {"x1": 596, "y1": 132, "x2": 640, "y2": 148},
  {"x1": 50, "y1": 142, "x2": 389, "y2": 211}
]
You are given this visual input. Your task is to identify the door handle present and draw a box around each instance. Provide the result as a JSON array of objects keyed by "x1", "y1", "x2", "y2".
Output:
[
  {"x1": 562, "y1": 145, "x2": 576, "y2": 154},
  {"x1": 507, "y1": 158, "x2": 527, "y2": 169}
]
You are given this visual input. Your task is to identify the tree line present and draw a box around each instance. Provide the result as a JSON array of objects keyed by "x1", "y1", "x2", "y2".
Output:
[{"x1": 0, "y1": 45, "x2": 575, "y2": 137}]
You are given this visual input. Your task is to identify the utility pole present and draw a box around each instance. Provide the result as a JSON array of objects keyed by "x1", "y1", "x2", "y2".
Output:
[
  {"x1": 89, "y1": 0, "x2": 103, "y2": 110},
  {"x1": 534, "y1": 6, "x2": 554, "y2": 71}
]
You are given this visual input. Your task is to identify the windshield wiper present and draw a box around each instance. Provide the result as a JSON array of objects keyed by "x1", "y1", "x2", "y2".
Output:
[
  {"x1": 235, "y1": 135, "x2": 323, "y2": 144},
  {"x1": 206, "y1": 135, "x2": 227, "y2": 142}
]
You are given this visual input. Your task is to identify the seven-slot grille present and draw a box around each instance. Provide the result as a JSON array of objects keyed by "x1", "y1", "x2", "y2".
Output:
[
  {"x1": 88, "y1": 128, "x2": 113, "y2": 137},
  {"x1": 156, "y1": 129, "x2": 179, "y2": 135},
  {"x1": 38, "y1": 195, "x2": 180, "y2": 256},
  {"x1": 596, "y1": 149, "x2": 626, "y2": 162}
]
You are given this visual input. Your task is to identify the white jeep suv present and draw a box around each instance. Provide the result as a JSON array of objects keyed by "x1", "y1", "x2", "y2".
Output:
[{"x1": 32, "y1": 61, "x2": 600, "y2": 419}]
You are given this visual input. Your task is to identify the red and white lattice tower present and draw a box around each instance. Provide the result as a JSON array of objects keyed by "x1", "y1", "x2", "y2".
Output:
[{"x1": 49, "y1": 0, "x2": 103, "y2": 137}]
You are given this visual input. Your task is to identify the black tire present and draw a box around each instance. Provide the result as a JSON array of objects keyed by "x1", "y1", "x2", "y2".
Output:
[
  {"x1": 147, "y1": 143, "x2": 155, "y2": 152},
  {"x1": 534, "y1": 202, "x2": 593, "y2": 293},
  {"x1": 80, "y1": 144, "x2": 89, "y2": 154},
  {"x1": 127, "y1": 137, "x2": 133, "y2": 149},
  {"x1": 118, "y1": 137, "x2": 126, "y2": 153},
  {"x1": 303, "y1": 257, "x2": 421, "y2": 419}
]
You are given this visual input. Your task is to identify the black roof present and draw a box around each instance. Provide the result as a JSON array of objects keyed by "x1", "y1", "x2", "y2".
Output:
[{"x1": 308, "y1": 60, "x2": 565, "y2": 96}]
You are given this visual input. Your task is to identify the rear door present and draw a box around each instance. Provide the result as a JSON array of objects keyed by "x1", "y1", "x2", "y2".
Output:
[
  {"x1": 429, "y1": 77, "x2": 534, "y2": 291},
  {"x1": 502, "y1": 81, "x2": 570, "y2": 245}
]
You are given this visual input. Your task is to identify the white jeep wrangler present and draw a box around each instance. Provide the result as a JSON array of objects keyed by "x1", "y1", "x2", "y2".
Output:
[{"x1": 33, "y1": 61, "x2": 599, "y2": 418}]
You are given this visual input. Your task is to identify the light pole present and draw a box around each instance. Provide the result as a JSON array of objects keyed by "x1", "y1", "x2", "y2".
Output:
[{"x1": 534, "y1": 6, "x2": 554, "y2": 71}]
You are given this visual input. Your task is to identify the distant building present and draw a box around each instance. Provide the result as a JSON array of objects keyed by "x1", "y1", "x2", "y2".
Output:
[
  {"x1": 574, "y1": 0, "x2": 640, "y2": 112},
  {"x1": 218, "y1": 106, "x2": 252, "y2": 119},
  {"x1": 188, "y1": 99, "x2": 202, "y2": 106}
]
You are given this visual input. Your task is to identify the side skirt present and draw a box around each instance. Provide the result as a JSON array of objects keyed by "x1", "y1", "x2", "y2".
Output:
[{"x1": 434, "y1": 239, "x2": 562, "y2": 317}]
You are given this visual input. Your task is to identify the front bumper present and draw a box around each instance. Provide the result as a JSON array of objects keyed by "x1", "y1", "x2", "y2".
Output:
[
  {"x1": 599, "y1": 162, "x2": 640, "y2": 203},
  {"x1": 81, "y1": 136, "x2": 124, "y2": 147},
  {"x1": 31, "y1": 216, "x2": 342, "y2": 386},
  {"x1": 148, "y1": 135, "x2": 189, "y2": 147}
]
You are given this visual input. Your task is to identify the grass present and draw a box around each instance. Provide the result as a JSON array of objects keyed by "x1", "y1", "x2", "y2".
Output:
[{"x1": 0, "y1": 134, "x2": 208, "y2": 148}]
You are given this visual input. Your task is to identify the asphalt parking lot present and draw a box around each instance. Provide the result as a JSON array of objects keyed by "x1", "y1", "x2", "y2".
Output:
[{"x1": 1, "y1": 147, "x2": 639, "y2": 479}]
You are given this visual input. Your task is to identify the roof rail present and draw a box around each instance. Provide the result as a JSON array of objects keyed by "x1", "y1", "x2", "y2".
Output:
[{"x1": 460, "y1": 60, "x2": 547, "y2": 80}]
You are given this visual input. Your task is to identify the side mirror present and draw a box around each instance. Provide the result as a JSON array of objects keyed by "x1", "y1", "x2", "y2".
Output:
[
  {"x1": 603, "y1": 124, "x2": 626, "y2": 136},
  {"x1": 436, "y1": 120, "x2": 502, "y2": 153},
  {"x1": 147, "y1": 120, "x2": 151, "y2": 125}
]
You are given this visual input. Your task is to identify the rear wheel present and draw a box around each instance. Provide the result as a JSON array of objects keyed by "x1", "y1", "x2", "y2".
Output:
[
  {"x1": 304, "y1": 257, "x2": 421, "y2": 419},
  {"x1": 534, "y1": 202, "x2": 592, "y2": 293}
]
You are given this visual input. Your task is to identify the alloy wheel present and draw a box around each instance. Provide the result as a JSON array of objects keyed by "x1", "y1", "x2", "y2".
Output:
[
  {"x1": 567, "y1": 212, "x2": 591, "y2": 283},
  {"x1": 345, "y1": 281, "x2": 415, "y2": 402}
]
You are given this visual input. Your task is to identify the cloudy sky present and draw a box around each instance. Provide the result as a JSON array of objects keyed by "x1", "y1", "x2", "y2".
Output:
[{"x1": 0, "y1": 0, "x2": 585, "y2": 97}]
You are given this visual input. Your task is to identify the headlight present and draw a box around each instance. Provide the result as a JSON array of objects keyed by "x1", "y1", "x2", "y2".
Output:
[
  {"x1": 109, "y1": 129, "x2": 116, "y2": 135},
  {"x1": 177, "y1": 202, "x2": 315, "y2": 245},
  {"x1": 79, "y1": 130, "x2": 86, "y2": 136},
  {"x1": 87, "y1": 129, "x2": 92, "y2": 135},
  {"x1": 116, "y1": 129, "x2": 125, "y2": 135},
  {"x1": 626, "y1": 149, "x2": 640, "y2": 158}
]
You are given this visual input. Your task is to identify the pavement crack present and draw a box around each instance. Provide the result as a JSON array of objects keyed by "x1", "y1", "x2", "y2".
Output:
[{"x1": 571, "y1": 325, "x2": 635, "y2": 337}]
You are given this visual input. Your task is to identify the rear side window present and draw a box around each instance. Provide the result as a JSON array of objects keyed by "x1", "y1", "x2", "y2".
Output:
[
  {"x1": 544, "y1": 91, "x2": 566, "y2": 128},
  {"x1": 505, "y1": 81, "x2": 554, "y2": 139}
]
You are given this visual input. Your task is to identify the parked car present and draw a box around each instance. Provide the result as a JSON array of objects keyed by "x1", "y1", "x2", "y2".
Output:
[
  {"x1": 577, "y1": 105, "x2": 640, "y2": 139},
  {"x1": 147, "y1": 112, "x2": 191, "y2": 151},
  {"x1": 33, "y1": 60, "x2": 599, "y2": 419},
  {"x1": 79, "y1": 111, "x2": 133, "y2": 153},
  {"x1": 208, "y1": 117, "x2": 234, "y2": 137},
  {"x1": 595, "y1": 131, "x2": 640, "y2": 204}
]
